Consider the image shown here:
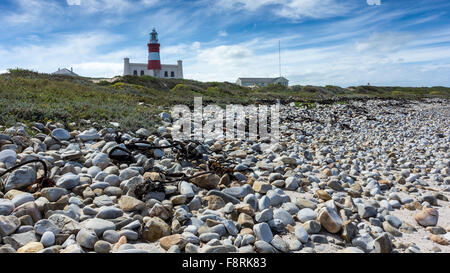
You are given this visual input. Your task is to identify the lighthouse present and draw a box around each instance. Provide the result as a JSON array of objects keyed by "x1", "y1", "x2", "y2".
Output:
[
  {"x1": 123, "y1": 28, "x2": 183, "y2": 79},
  {"x1": 148, "y1": 28, "x2": 162, "y2": 77}
]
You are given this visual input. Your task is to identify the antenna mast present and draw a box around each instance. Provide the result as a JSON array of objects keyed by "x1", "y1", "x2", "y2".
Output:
[{"x1": 278, "y1": 40, "x2": 281, "y2": 77}]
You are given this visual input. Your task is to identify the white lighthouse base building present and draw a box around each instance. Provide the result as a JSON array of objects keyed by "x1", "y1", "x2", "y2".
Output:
[{"x1": 123, "y1": 58, "x2": 183, "y2": 79}]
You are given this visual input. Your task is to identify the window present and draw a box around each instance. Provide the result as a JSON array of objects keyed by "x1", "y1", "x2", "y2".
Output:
[
  {"x1": 141, "y1": 70, "x2": 144, "y2": 76},
  {"x1": 164, "y1": 71, "x2": 168, "y2": 77},
  {"x1": 133, "y1": 70, "x2": 137, "y2": 76},
  {"x1": 170, "y1": 71, "x2": 175, "y2": 77}
]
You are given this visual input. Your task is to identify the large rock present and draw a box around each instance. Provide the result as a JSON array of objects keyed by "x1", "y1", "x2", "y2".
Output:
[
  {"x1": 200, "y1": 245, "x2": 237, "y2": 253},
  {"x1": 48, "y1": 214, "x2": 81, "y2": 234},
  {"x1": 4, "y1": 166, "x2": 37, "y2": 192},
  {"x1": 78, "y1": 129, "x2": 100, "y2": 142},
  {"x1": 41, "y1": 231, "x2": 56, "y2": 247},
  {"x1": 191, "y1": 173, "x2": 219, "y2": 190},
  {"x1": 76, "y1": 228, "x2": 98, "y2": 249},
  {"x1": 238, "y1": 213, "x2": 254, "y2": 228},
  {"x1": 40, "y1": 187, "x2": 67, "y2": 202},
  {"x1": 94, "y1": 240, "x2": 112, "y2": 253},
  {"x1": 103, "y1": 230, "x2": 120, "y2": 244},
  {"x1": 297, "y1": 208, "x2": 317, "y2": 223},
  {"x1": 119, "y1": 168, "x2": 140, "y2": 181},
  {"x1": 255, "y1": 209, "x2": 274, "y2": 223},
  {"x1": 341, "y1": 221, "x2": 357, "y2": 243},
  {"x1": 12, "y1": 201, "x2": 41, "y2": 222},
  {"x1": 415, "y1": 208, "x2": 439, "y2": 227},
  {"x1": 302, "y1": 220, "x2": 321, "y2": 234},
  {"x1": 56, "y1": 173, "x2": 80, "y2": 190},
  {"x1": 271, "y1": 235, "x2": 289, "y2": 253},
  {"x1": 199, "y1": 233, "x2": 220, "y2": 243},
  {"x1": 294, "y1": 198, "x2": 317, "y2": 210},
  {"x1": 327, "y1": 180, "x2": 344, "y2": 191},
  {"x1": 318, "y1": 207, "x2": 342, "y2": 233},
  {"x1": 34, "y1": 219, "x2": 61, "y2": 235},
  {"x1": 0, "y1": 215, "x2": 20, "y2": 236},
  {"x1": 140, "y1": 217, "x2": 171, "y2": 242},
  {"x1": 254, "y1": 240, "x2": 277, "y2": 253},
  {"x1": 206, "y1": 190, "x2": 240, "y2": 205},
  {"x1": 0, "y1": 149, "x2": 17, "y2": 169},
  {"x1": 205, "y1": 195, "x2": 225, "y2": 210},
  {"x1": 52, "y1": 128, "x2": 70, "y2": 141},
  {"x1": 285, "y1": 177, "x2": 300, "y2": 190},
  {"x1": 222, "y1": 219, "x2": 238, "y2": 236},
  {"x1": 222, "y1": 185, "x2": 253, "y2": 199},
  {"x1": 252, "y1": 181, "x2": 272, "y2": 194},
  {"x1": 273, "y1": 208, "x2": 295, "y2": 226},
  {"x1": 294, "y1": 226, "x2": 309, "y2": 243},
  {"x1": 92, "y1": 153, "x2": 110, "y2": 169},
  {"x1": 382, "y1": 221, "x2": 402, "y2": 237},
  {"x1": 373, "y1": 233, "x2": 392, "y2": 253},
  {"x1": 118, "y1": 196, "x2": 145, "y2": 212},
  {"x1": 253, "y1": 223, "x2": 273, "y2": 243},
  {"x1": 178, "y1": 181, "x2": 194, "y2": 198},
  {"x1": 159, "y1": 234, "x2": 187, "y2": 250},
  {"x1": 11, "y1": 193, "x2": 34, "y2": 207},
  {"x1": 357, "y1": 204, "x2": 377, "y2": 219},
  {"x1": 0, "y1": 199, "x2": 15, "y2": 216},
  {"x1": 148, "y1": 203, "x2": 172, "y2": 220},
  {"x1": 430, "y1": 234, "x2": 449, "y2": 246},
  {"x1": 96, "y1": 206, "x2": 124, "y2": 219},
  {"x1": 17, "y1": 242, "x2": 44, "y2": 253},
  {"x1": 2, "y1": 231, "x2": 38, "y2": 249},
  {"x1": 81, "y1": 218, "x2": 115, "y2": 237},
  {"x1": 93, "y1": 195, "x2": 114, "y2": 207},
  {"x1": 385, "y1": 215, "x2": 402, "y2": 229}
]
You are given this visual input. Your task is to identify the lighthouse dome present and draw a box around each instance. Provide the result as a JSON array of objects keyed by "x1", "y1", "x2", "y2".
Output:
[{"x1": 150, "y1": 28, "x2": 159, "y2": 44}]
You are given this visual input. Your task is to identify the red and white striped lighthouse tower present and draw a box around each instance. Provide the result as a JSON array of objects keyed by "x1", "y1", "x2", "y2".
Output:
[{"x1": 148, "y1": 28, "x2": 162, "y2": 77}]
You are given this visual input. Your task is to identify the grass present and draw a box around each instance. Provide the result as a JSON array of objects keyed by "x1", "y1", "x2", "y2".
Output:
[{"x1": 0, "y1": 68, "x2": 449, "y2": 133}]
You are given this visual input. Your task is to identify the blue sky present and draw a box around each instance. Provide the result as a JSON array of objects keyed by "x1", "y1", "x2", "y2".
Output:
[{"x1": 1, "y1": 0, "x2": 450, "y2": 86}]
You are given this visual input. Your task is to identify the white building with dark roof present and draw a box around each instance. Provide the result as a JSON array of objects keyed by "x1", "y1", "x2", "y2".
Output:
[
  {"x1": 236, "y1": 77, "x2": 289, "y2": 87},
  {"x1": 52, "y1": 67, "x2": 79, "y2": 77}
]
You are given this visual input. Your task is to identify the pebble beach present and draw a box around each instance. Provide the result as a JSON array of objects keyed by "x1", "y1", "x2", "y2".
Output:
[{"x1": 0, "y1": 98, "x2": 449, "y2": 253}]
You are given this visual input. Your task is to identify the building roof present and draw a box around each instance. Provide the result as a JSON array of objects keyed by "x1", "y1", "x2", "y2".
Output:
[
  {"x1": 52, "y1": 68, "x2": 79, "y2": 77},
  {"x1": 237, "y1": 77, "x2": 288, "y2": 83}
]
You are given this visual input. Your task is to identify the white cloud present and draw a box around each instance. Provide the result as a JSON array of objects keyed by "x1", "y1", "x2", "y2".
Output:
[
  {"x1": 74, "y1": 0, "x2": 135, "y2": 13},
  {"x1": 73, "y1": 62, "x2": 123, "y2": 78},
  {"x1": 66, "y1": 0, "x2": 157, "y2": 13},
  {"x1": 67, "y1": 0, "x2": 81, "y2": 5},
  {"x1": 215, "y1": 0, "x2": 351, "y2": 19},
  {"x1": 355, "y1": 32, "x2": 413, "y2": 53},
  {"x1": 0, "y1": 32, "x2": 125, "y2": 78},
  {"x1": 218, "y1": 30, "x2": 228, "y2": 37},
  {"x1": 216, "y1": 0, "x2": 279, "y2": 11},
  {"x1": 161, "y1": 42, "x2": 201, "y2": 57},
  {"x1": 1, "y1": 0, "x2": 62, "y2": 25},
  {"x1": 367, "y1": 0, "x2": 381, "y2": 6},
  {"x1": 197, "y1": 45, "x2": 253, "y2": 66},
  {"x1": 141, "y1": 0, "x2": 158, "y2": 6},
  {"x1": 178, "y1": 29, "x2": 450, "y2": 87},
  {"x1": 276, "y1": 0, "x2": 351, "y2": 19}
]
